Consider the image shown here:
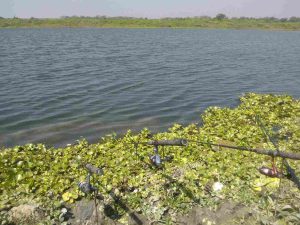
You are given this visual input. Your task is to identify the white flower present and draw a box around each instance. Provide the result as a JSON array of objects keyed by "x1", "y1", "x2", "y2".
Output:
[
  {"x1": 212, "y1": 182, "x2": 224, "y2": 192},
  {"x1": 61, "y1": 208, "x2": 68, "y2": 214}
]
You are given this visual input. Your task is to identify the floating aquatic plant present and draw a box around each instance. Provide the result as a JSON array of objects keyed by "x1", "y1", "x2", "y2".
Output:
[{"x1": 0, "y1": 93, "x2": 299, "y2": 224}]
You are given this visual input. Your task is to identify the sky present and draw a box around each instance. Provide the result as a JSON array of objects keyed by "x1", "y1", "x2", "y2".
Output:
[{"x1": 1, "y1": 0, "x2": 300, "y2": 19}]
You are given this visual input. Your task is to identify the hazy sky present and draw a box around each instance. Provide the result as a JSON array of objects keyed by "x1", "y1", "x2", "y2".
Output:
[{"x1": 1, "y1": 0, "x2": 300, "y2": 18}]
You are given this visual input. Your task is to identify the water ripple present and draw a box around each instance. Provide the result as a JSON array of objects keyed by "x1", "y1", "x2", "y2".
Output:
[{"x1": 0, "y1": 28, "x2": 299, "y2": 147}]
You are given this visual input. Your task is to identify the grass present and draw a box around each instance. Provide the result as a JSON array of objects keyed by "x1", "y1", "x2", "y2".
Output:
[{"x1": 1, "y1": 17, "x2": 300, "y2": 30}]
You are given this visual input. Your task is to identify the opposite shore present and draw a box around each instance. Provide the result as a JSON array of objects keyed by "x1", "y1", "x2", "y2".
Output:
[{"x1": 1, "y1": 16, "x2": 300, "y2": 30}]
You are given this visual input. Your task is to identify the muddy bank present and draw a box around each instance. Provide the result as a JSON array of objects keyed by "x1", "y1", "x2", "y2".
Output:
[{"x1": 5, "y1": 200, "x2": 255, "y2": 225}]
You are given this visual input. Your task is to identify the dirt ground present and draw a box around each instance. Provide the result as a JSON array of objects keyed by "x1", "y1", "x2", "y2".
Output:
[{"x1": 66, "y1": 199, "x2": 255, "y2": 225}]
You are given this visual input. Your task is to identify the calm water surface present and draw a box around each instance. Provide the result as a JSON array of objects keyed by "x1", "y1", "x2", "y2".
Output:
[{"x1": 0, "y1": 28, "x2": 299, "y2": 147}]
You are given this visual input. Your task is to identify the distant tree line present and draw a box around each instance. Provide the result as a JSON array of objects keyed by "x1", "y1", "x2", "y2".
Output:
[
  {"x1": 1, "y1": 13, "x2": 300, "y2": 31},
  {"x1": 1, "y1": 14, "x2": 300, "y2": 22},
  {"x1": 214, "y1": 13, "x2": 300, "y2": 22},
  {"x1": 60, "y1": 15, "x2": 147, "y2": 20},
  {"x1": 57, "y1": 14, "x2": 300, "y2": 22}
]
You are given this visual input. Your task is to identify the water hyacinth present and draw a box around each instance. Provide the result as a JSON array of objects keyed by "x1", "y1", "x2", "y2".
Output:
[{"x1": 0, "y1": 93, "x2": 299, "y2": 224}]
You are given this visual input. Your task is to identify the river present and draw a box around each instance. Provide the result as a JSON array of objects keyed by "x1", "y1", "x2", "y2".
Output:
[{"x1": 0, "y1": 28, "x2": 299, "y2": 147}]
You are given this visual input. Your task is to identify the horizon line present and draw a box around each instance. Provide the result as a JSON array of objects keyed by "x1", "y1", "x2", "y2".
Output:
[{"x1": 2, "y1": 15, "x2": 300, "y2": 20}]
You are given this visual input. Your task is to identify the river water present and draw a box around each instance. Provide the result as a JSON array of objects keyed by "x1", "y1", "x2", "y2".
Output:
[{"x1": 0, "y1": 28, "x2": 299, "y2": 147}]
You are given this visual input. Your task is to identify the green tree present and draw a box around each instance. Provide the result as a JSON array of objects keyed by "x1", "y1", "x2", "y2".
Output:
[
  {"x1": 215, "y1": 13, "x2": 227, "y2": 20},
  {"x1": 279, "y1": 18, "x2": 288, "y2": 22},
  {"x1": 289, "y1": 17, "x2": 300, "y2": 22}
]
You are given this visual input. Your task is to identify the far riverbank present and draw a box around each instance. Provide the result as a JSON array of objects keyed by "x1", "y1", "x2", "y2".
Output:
[{"x1": 1, "y1": 17, "x2": 300, "y2": 30}]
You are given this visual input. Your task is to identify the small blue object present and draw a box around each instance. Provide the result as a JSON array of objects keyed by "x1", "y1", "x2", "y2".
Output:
[
  {"x1": 78, "y1": 181, "x2": 96, "y2": 194},
  {"x1": 151, "y1": 154, "x2": 161, "y2": 166}
]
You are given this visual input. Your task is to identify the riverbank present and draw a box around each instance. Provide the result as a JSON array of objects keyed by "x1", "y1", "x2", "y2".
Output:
[
  {"x1": 0, "y1": 93, "x2": 300, "y2": 224},
  {"x1": 1, "y1": 17, "x2": 300, "y2": 30}
]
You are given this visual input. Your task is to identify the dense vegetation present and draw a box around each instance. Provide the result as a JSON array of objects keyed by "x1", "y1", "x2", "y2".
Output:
[
  {"x1": 1, "y1": 16, "x2": 300, "y2": 30},
  {"x1": 0, "y1": 93, "x2": 300, "y2": 224}
]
